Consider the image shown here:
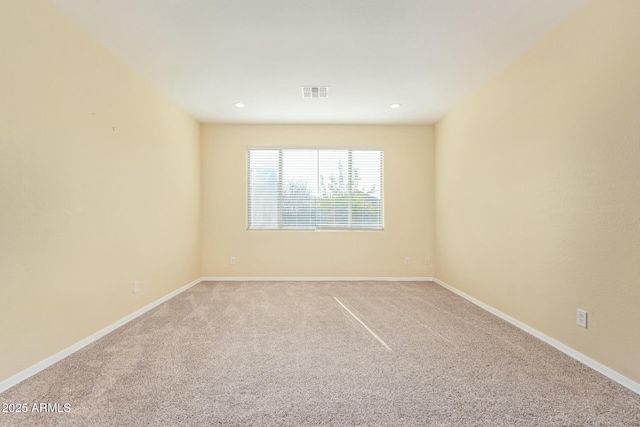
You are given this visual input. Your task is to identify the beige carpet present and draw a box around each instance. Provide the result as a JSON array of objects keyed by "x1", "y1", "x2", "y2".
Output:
[{"x1": 1, "y1": 281, "x2": 638, "y2": 426}]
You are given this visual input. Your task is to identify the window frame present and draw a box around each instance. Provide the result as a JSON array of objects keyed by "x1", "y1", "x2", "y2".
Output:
[{"x1": 246, "y1": 146, "x2": 384, "y2": 231}]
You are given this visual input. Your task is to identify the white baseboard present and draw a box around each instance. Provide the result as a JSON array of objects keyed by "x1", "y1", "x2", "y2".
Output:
[
  {"x1": 0, "y1": 277, "x2": 203, "y2": 394},
  {"x1": 433, "y1": 277, "x2": 640, "y2": 396},
  {"x1": 201, "y1": 276, "x2": 434, "y2": 282}
]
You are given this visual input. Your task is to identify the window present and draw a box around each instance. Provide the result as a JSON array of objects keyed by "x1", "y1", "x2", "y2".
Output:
[{"x1": 247, "y1": 148, "x2": 383, "y2": 230}]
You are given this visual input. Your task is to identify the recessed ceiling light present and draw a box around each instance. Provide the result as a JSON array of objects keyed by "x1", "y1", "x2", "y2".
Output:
[
  {"x1": 390, "y1": 103, "x2": 402, "y2": 109},
  {"x1": 234, "y1": 103, "x2": 245, "y2": 108}
]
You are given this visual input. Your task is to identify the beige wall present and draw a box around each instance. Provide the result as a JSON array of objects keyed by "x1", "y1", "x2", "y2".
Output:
[
  {"x1": 0, "y1": 1, "x2": 201, "y2": 383},
  {"x1": 201, "y1": 124, "x2": 434, "y2": 278},
  {"x1": 435, "y1": 0, "x2": 640, "y2": 383}
]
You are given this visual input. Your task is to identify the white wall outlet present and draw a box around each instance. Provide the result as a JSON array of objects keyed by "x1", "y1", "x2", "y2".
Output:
[
  {"x1": 230, "y1": 256, "x2": 236, "y2": 265},
  {"x1": 404, "y1": 257, "x2": 411, "y2": 266},
  {"x1": 425, "y1": 256, "x2": 430, "y2": 265},
  {"x1": 577, "y1": 309, "x2": 587, "y2": 328},
  {"x1": 133, "y1": 280, "x2": 139, "y2": 294}
]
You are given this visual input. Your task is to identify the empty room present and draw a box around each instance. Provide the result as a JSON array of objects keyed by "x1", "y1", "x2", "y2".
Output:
[{"x1": 1, "y1": 0, "x2": 639, "y2": 425}]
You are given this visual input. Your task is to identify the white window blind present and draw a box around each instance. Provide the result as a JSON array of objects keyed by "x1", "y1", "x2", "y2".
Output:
[{"x1": 247, "y1": 148, "x2": 383, "y2": 230}]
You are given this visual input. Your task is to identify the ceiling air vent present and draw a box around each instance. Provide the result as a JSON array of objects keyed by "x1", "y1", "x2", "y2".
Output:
[{"x1": 301, "y1": 86, "x2": 329, "y2": 99}]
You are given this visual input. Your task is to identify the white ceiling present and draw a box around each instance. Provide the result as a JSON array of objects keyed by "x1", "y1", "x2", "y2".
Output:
[{"x1": 50, "y1": 0, "x2": 587, "y2": 124}]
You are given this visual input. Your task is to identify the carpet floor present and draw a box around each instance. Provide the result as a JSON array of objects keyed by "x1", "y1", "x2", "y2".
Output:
[{"x1": 1, "y1": 281, "x2": 639, "y2": 426}]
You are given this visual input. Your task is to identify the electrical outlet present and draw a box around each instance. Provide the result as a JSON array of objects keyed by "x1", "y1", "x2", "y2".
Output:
[
  {"x1": 577, "y1": 309, "x2": 587, "y2": 328},
  {"x1": 133, "y1": 280, "x2": 139, "y2": 294},
  {"x1": 404, "y1": 257, "x2": 411, "y2": 266},
  {"x1": 230, "y1": 256, "x2": 236, "y2": 265},
  {"x1": 425, "y1": 256, "x2": 430, "y2": 265}
]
